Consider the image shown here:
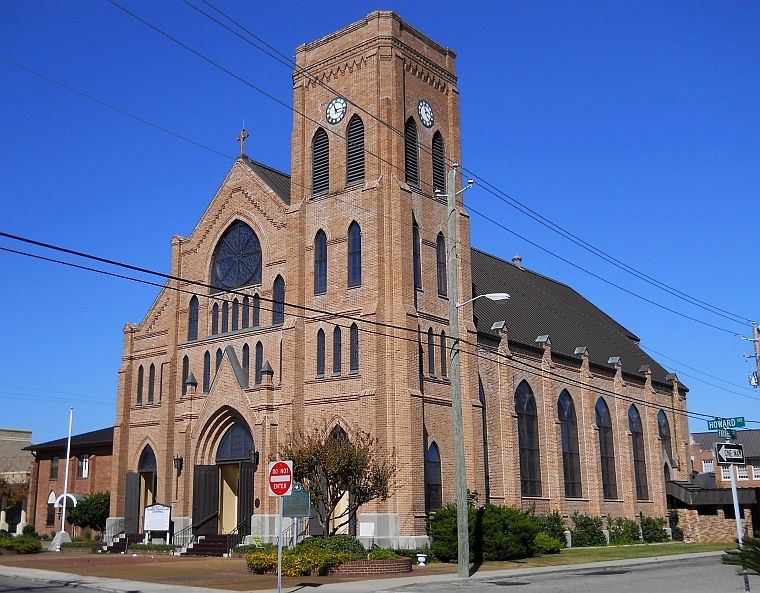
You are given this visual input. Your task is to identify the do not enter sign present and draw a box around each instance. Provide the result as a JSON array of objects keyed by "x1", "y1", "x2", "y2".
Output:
[{"x1": 267, "y1": 460, "x2": 293, "y2": 497}]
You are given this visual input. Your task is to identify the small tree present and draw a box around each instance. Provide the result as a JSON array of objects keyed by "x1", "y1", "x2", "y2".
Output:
[
  {"x1": 280, "y1": 423, "x2": 396, "y2": 536},
  {"x1": 0, "y1": 476, "x2": 28, "y2": 509},
  {"x1": 68, "y1": 492, "x2": 110, "y2": 533}
]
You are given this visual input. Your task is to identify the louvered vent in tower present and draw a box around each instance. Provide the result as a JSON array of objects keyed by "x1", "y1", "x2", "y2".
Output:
[
  {"x1": 404, "y1": 118, "x2": 419, "y2": 187},
  {"x1": 432, "y1": 131, "x2": 445, "y2": 195},
  {"x1": 312, "y1": 127, "x2": 329, "y2": 196},
  {"x1": 346, "y1": 115, "x2": 365, "y2": 186}
]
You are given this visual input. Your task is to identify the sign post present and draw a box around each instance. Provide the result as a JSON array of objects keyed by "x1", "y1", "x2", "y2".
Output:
[{"x1": 268, "y1": 460, "x2": 293, "y2": 593}]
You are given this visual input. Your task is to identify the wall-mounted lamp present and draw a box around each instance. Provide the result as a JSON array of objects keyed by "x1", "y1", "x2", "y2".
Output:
[{"x1": 173, "y1": 453, "x2": 183, "y2": 473}]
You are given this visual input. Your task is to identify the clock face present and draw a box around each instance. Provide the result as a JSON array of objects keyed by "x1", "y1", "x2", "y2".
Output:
[
  {"x1": 418, "y1": 99, "x2": 434, "y2": 128},
  {"x1": 326, "y1": 97, "x2": 347, "y2": 124}
]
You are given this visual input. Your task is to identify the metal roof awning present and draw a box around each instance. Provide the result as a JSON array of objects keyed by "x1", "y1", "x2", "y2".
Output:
[{"x1": 667, "y1": 480, "x2": 757, "y2": 506}]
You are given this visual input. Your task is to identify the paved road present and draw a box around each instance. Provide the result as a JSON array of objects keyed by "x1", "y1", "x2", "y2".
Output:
[
  {"x1": 382, "y1": 556, "x2": 753, "y2": 593},
  {"x1": 0, "y1": 574, "x2": 107, "y2": 592}
]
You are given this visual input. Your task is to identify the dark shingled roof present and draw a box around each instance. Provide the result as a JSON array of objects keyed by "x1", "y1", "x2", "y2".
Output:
[
  {"x1": 240, "y1": 156, "x2": 291, "y2": 205},
  {"x1": 26, "y1": 427, "x2": 114, "y2": 452},
  {"x1": 693, "y1": 430, "x2": 760, "y2": 458},
  {"x1": 470, "y1": 248, "x2": 680, "y2": 389}
]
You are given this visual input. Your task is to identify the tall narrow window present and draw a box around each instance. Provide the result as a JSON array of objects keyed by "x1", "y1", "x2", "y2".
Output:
[
  {"x1": 252, "y1": 294, "x2": 260, "y2": 327},
  {"x1": 147, "y1": 363, "x2": 155, "y2": 404},
  {"x1": 312, "y1": 127, "x2": 329, "y2": 196},
  {"x1": 50, "y1": 457, "x2": 59, "y2": 479},
  {"x1": 242, "y1": 344, "x2": 250, "y2": 383},
  {"x1": 516, "y1": 380, "x2": 542, "y2": 497},
  {"x1": 316, "y1": 329, "x2": 325, "y2": 378},
  {"x1": 347, "y1": 221, "x2": 361, "y2": 288},
  {"x1": 436, "y1": 233, "x2": 447, "y2": 297},
  {"x1": 314, "y1": 230, "x2": 327, "y2": 295},
  {"x1": 222, "y1": 302, "x2": 229, "y2": 333},
  {"x1": 346, "y1": 115, "x2": 365, "y2": 186},
  {"x1": 272, "y1": 276, "x2": 285, "y2": 325},
  {"x1": 215, "y1": 348, "x2": 223, "y2": 372},
  {"x1": 232, "y1": 299, "x2": 239, "y2": 331},
  {"x1": 427, "y1": 328, "x2": 436, "y2": 376},
  {"x1": 211, "y1": 303, "x2": 219, "y2": 335},
  {"x1": 203, "y1": 351, "x2": 210, "y2": 393},
  {"x1": 658, "y1": 410, "x2": 673, "y2": 465},
  {"x1": 596, "y1": 398, "x2": 618, "y2": 500},
  {"x1": 136, "y1": 365, "x2": 144, "y2": 405},
  {"x1": 425, "y1": 442, "x2": 442, "y2": 513},
  {"x1": 181, "y1": 355, "x2": 189, "y2": 396},
  {"x1": 432, "y1": 131, "x2": 445, "y2": 195},
  {"x1": 349, "y1": 323, "x2": 359, "y2": 373},
  {"x1": 440, "y1": 331, "x2": 447, "y2": 377},
  {"x1": 558, "y1": 390, "x2": 582, "y2": 498},
  {"x1": 404, "y1": 118, "x2": 419, "y2": 187},
  {"x1": 188, "y1": 295, "x2": 199, "y2": 341},
  {"x1": 629, "y1": 405, "x2": 648, "y2": 500},
  {"x1": 77, "y1": 455, "x2": 89, "y2": 479},
  {"x1": 333, "y1": 326, "x2": 342, "y2": 375},
  {"x1": 412, "y1": 217, "x2": 422, "y2": 290},
  {"x1": 255, "y1": 342, "x2": 263, "y2": 384},
  {"x1": 242, "y1": 296, "x2": 250, "y2": 328}
]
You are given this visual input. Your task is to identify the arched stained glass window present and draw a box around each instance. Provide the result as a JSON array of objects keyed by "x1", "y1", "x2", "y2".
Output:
[
  {"x1": 211, "y1": 303, "x2": 219, "y2": 335},
  {"x1": 425, "y1": 442, "x2": 442, "y2": 513},
  {"x1": 558, "y1": 389, "x2": 581, "y2": 498},
  {"x1": 629, "y1": 405, "x2": 648, "y2": 500},
  {"x1": 427, "y1": 328, "x2": 436, "y2": 376},
  {"x1": 147, "y1": 363, "x2": 155, "y2": 404},
  {"x1": 136, "y1": 365, "x2": 144, "y2": 405},
  {"x1": 658, "y1": 410, "x2": 672, "y2": 464},
  {"x1": 188, "y1": 295, "x2": 199, "y2": 341},
  {"x1": 346, "y1": 115, "x2": 365, "y2": 186},
  {"x1": 232, "y1": 299, "x2": 239, "y2": 331},
  {"x1": 436, "y1": 233, "x2": 447, "y2": 297},
  {"x1": 221, "y1": 302, "x2": 229, "y2": 333},
  {"x1": 432, "y1": 131, "x2": 445, "y2": 195},
  {"x1": 138, "y1": 446, "x2": 157, "y2": 472},
  {"x1": 316, "y1": 329, "x2": 325, "y2": 377},
  {"x1": 596, "y1": 398, "x2": 617, "y2": 500},
  {"x1": 203, "y1": 351, "x2": 210, "y2": 393},
  {"x1": 412, "y1": 217, "x2": 422, "y2": 290},
  {"x1": 182, "y1": 355, "x2": 189, "y2": 396},
  {"x1": 252, "y1": 294, "x2": 260, "y2": 327},
  {"x1": 347, "y1": 221, "x2": 361, "y2": 288},
  {"x1": 516, "y1": 380, "x2": 542, "y2": 497},
  {"x1": 242, "y1": 296, "x2": 250, "y2": 328},
  {"x1": 440, "y1": 331, "x2": 447, "y2": 378},
  {"x1": 272, "y1": 276, "x2": 285, "y2": 325},
  {"x1": 312, "y1": 128, "x2": 329, "y2": 196},
  {"x1": 216, "y1": 424, "x2": 254, "y2": 462},
  {"x1": 211, "y1": 220, "x2": 262, "y2": 292},
  {"x1": 349, "y1": 323, "x2": 359, "y2": 373},
  {"x1": 255, "y1": 342, "x2": 263, "y2": 385},
  {"x1": 404, "y1": 118, "x2": 419, "y2": 187},
  {"x1": 333, "y1": 326, "x2": 342, "y2": 375},
  {"x1": 314, "y1": 230, "x2": 327, "y2": 295}
]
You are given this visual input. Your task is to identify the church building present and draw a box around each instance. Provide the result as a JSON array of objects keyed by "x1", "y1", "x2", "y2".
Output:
[{"x1": 108, "y1": 11, "x2": 690, "y2": 547}]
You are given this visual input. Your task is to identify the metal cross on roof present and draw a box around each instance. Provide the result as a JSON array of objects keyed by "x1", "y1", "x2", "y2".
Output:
[{"x1": 237, "y1": 127, "x2": 250, "y2": 156}]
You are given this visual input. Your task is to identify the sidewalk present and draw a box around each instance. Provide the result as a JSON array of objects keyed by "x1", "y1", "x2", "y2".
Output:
[{"x1": 0, "y1": 550, "x2": 724, "y2": 593}]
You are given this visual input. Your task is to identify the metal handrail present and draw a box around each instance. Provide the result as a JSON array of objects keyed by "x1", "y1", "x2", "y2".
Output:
[
  {"x1": 172, "y1": 511, "x2": 218, "y2": 549},
  {"x1": 105, "y1": 518, "x2": 125, "y2": 545},
  {"x1": 226, "y1": 517, "x2": 249, "y2": 555}
]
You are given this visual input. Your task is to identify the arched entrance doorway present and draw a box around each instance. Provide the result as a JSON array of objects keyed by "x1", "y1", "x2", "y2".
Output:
[
  {"x1": 123, "y1": 445, "x2": 157, "y2": 535},
  {"x1": 193, "y1": 422, "x2": 256, "y2": 536}
]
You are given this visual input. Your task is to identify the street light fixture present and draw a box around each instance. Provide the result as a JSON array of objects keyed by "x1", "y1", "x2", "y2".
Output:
[{"x1": 456, "y1": 293, "x2": 510, "y2": 309}]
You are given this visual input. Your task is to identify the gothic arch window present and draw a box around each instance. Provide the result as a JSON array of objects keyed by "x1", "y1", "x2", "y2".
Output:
[
  {"x1": 658, "y1": 410, "x2": 673, "y2": 464},
  {"x1": 432, "y1": 131, "x2": 445, "y2": 195},
  {"x1": 412, "y1": 217, "x2": 422, "y2": 290},
  {"x1": 216, "y1": 423, "x2": 254, "y2": 462},
  {"x1": 272, "y1": 276, "x2": 285, "y2": 325},
  {"x1": 216, "y1": 348, "x2": 223, "y2": 372},
  {"x1": 314, "y1": 230, "x2": 327, "y2": 295},
  {"x1": 221, "y1": 301, "x2": 229, "y2": 333},
  {"x1": 436, "y1": 233, "x2": 447, "y2": 297},
  {"x1": 181, "y1": 355, "x2": 189, "y2": 396},
  {"x1": 629, "y1": 405, "x2": 648, "y2": 500},
  {"x1": 147, "y1": 363, "x2": 155, "y2": 404},
  {"x1": 427, "y1": 328, "x2": 436, "y2": 376},
  {"x1": 242, "y1": 344, "x2": 250, "y2": 383},
  {"x1": 558, "y1": 389, "x2": 582, "y2": 498},
  {"x1": 425, "y1": 442, "x2": 442, "y2": 513},
  {"x1": 211, "y1": 220, "x2": 262, "y2": 292},
  {"x1": 138, "y1": 445, "x2": 157, "y2": 472},
  {"x1": 242, "y1": 296, "x2": 250, "y2": 328},
  {"x1": 346, "y1": 115, "x2": 365, "y2": 186},
  {"x1": 333, "y1": 326, "x2": 342, "y2": 375},
  {"x1": 516, "y1": 380, "x2": 542, "y2": 497},
  {"x1": 347, "y1": 221, "x2": 361, "y2": 288},
  {"x1": 404, "y1": 118, "x2": 419, "y2": 187},
  {"x1": 440, "y1": 331, "x2": 448, "y2": 378},
  {"x1": 203, "y1": 351, "x2": 210, "y2": 393},
  {"x1": 211, "y1": 303, "x2": 219, "y2": 335},
  {"x1": 316, "y1": 329, "x2": 325, "y2": 378},
  {"x1": 136, "y1": 364, "x2": 144, "y2": 405},
  {"x1": 255, "y1": 342, "x2": 263, "y2": 385},
  {"x1": 312, "y1": 127, "x2": 329, "y2": 196},
  {"x1": 232, "y1": 298, "x2": 239, "y2": 331},
  {"x1": 188, "y1": 295, "x2": 199, "y2": 341},
  {"x1": 596, "y1": 397, "x2": 618, "y2": 500},
  {"x1": 330, "y1": 424, "x2": 348, "y2": 443},
  {"x1": 252, "y1": 294, "x2": 260, "y2": 327},
  {"x1": 349, "y1": 323, "x2": 359, "y2": 373}
]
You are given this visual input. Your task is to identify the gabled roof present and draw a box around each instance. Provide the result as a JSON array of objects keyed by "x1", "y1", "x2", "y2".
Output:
[
  {"x1": 470, "y1": 248, "x2": 680, "y2": 389},
  {"x1": 239, "y1": 156, "x2": 291, "y2": 205},
  {"x1": 693, "y1": 430, "x2": 760, "y2": 458},
  {"x1": 26, "y1": 427, "x2": 114, "y2": 452}
]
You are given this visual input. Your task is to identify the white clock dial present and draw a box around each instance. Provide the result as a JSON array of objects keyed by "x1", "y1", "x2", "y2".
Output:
[
  {"x1": 326, "y1": 97, "x2": 347, "y2": 124},
  {"x1": 418, "y1": 99, "x2": 434, "y2": 128}
]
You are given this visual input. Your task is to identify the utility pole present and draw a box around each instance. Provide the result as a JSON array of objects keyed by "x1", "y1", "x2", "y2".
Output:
[
  {"x1": 753, "y1": 323, "x2": 760, "y2": 382},
  {"x1": 446, "y1": 163, "x2": 469, "y2": 579}
]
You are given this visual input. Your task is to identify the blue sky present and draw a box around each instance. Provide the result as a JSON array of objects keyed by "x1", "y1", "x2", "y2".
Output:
[{"x1": 1, "y1": 1, "x2": 758, "y2": 444}]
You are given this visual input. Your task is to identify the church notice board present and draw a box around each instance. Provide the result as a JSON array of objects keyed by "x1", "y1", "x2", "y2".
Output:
[{"x1": 144, "y1": 504, "x2": 171, "y2": 532}]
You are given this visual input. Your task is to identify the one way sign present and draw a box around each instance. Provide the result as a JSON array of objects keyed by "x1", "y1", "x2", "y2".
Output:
[{"x1": 715, "y1": 443, "x2": 745, "y2": 465}]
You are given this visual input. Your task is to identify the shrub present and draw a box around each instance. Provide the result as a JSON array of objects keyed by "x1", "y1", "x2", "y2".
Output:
[
  {"x1": 641, "y1": 516, "x2": 667, "y2": 543},
  {"x1": 245, "y1": 547, "x2": 354, "y2": 576},
  {"x1": 608, "y1": 516, "x2": 640, "y2": 545},
  {"x1": 295, "y1": 535, "x2": 365, "y2": 559},
  {"x1": 473, "y1": 504, "x2": 539, "y2": 562},
  {"x1": 10, "y1": 535, "x2": 42, "y2": 554},
  {"x1": 536, "y1": 511, "x2": 566, "y2": 544},
  {"x1": 668, "y1": 510, "x2": 684, "y2": 541},
  {"x1": 245, "y1": 549, "x2": 277, "y2": 573},
  {"x1": 21, "y1": 524, "x2": 37, "y2": 536},
  {"x1": 61, "y1": 541, "x2": 99, "y2": 550},
  {"x1": 236, "y1": 543, "x2": 276, "y2": 555},
  {"x1": 367, "y1": 548, "x2": 398, "y2": 560},
  {"x1": 534, "y1": 532, "x2": 562, "y2": 554},
  {"x1": 570, "y1": 513, "x2": 606, "y2": 547},
  {"x1": 0, "y1": 530, "x2": 9, "y2": 540},
  {"x1": 427, "y1": 503, "x2": 462, "y2": 563}
]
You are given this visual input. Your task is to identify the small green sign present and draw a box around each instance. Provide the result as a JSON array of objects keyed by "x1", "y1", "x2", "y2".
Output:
[
  {"x1": 707, "y1": 417, "x2": 746, "y2": 430},
  {"x1": 717, "y1": 428, "x2": 738, "y2": 440}
]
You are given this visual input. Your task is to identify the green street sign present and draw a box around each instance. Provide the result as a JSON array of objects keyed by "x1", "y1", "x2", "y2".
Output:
[
  {"x1": 707, "y1": 417, "x2": 746, "y2": 430},
  {"x1": 717, "y1": 428, "x2": 738, "y2": 440}
]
